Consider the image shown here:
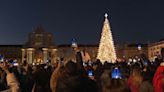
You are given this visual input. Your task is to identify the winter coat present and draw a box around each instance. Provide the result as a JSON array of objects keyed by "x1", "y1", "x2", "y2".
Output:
[
  {"x1": 139, "y1": 81, "x2": 154, "y2": 92},
  {"x1": 128, "y1": 76, "x2": 141, "y2": 92},
  {"x1": 153, "y1": 65, "x2": 164, "y2": 92}
]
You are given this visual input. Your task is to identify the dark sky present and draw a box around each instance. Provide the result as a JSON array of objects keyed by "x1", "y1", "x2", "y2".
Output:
[{"x1": 0, "y1": 0, "x2": 164, "y2": 45}]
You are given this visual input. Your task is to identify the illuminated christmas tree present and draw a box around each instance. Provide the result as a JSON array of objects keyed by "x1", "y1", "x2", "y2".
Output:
[{"x1": 97, "y1": 13, "x2": 117, "y2": 64}]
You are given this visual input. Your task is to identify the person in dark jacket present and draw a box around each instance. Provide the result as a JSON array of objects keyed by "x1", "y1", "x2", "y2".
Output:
[
  {"x1": 55, "y1": 60, "x2": 98, "y2": 92},
  {"x1": 73, "y1": 44, "x2": 87, "y2": 77}
]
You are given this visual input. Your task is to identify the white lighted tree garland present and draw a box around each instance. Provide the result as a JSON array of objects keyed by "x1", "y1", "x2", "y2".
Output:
[{"x1": 97, "y1": 13, "x2": 117, "y2": 64}]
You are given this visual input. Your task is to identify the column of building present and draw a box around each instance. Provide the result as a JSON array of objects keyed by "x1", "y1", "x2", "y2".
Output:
[
  {"x1": 27, "y1": 48, "x2": 34, "y2": 64},
  {"x1": 43, "y1": 48, "x2": 48, "y2": 63},
  {"x1": 22, "y1": 48, "x2": 58, "y2": 64},
  {"x1": 51, "y1": 49, "x2": 57, "y2": 64},
  {"x1": 21, "y1": 49, "x2": 25, "y2": 63}
]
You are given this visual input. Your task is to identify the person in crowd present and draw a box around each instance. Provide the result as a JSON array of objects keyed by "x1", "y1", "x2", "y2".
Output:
[
  {"x1": 55, "y1": 60, "x2": 98, "y2": 92},
  {"x1": 50, "y1": 59, "x2": 64, "y2": 92},
  {"x1": 93, "y1": 60, "x2": 103, "y2": 92},
  {"x1": 153, "y1": 62, "x2": 164, "y2": 92},
  {"x1": 20, "y1": 64, "x2": 34, "y2": 92},
  {"x1": 128, "y1": 65, "x2": 143, "y2": 92},
  {"x1": 0, "y1": 63, "x2": 20, "y2": 92},
  {"x1": 100, "y1": 69, "x2": 111, "y2": 92},
  {"x1": 109, "y1": 79, "x2": 130, "y2": 92},
  {"x1": 72, "y1": 44, "x2": 87, "y2": 77},
  {"x1": 93, "y1": 60, "x2": 103, "y2": 81},
  {"x1": 120, "y1": 62, "x2": 130, "y2": 80},
  {"x1": 0, "y1": 68, "x2": 6, "y2": 91},
  {"x1": 32, "y1": 64, "x2": 52, "y2": 92},
  {"x1": 50, "y1": 42, "x2": 97, "y2": 92},
  {"x1": 139, "y1": 79, "x2": 154, "y2": 92},
  {"x1": 140, "y1": 65, "x2": 154, "y2": 92},
  {"x1": 100, "y1": 66, "x2": 130, "y2": 92}
]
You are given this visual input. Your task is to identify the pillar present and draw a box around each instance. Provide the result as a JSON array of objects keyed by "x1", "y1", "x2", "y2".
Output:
[
  {"x1": 21, "y1": 49, "x2": 25, "y2": 63},
  {"x1": 43, "y1": 48, "x2": 48, "y2": 63},
  {"x1": 27, "y1": 48, "x2": 34, "y2": 64},
  {"x1": 51, "y1": 49, "x2": 57, "y2": 64}
]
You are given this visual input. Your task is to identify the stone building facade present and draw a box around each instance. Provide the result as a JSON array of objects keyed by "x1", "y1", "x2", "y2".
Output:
[
  {"x1": 57, "y1": 45, "x2": 98, "y2": 62},
  {"x1": 116, "y1": 44, "x2": 148, "y2": 60},
  {"x1": 0, "y1": 26, "x2": 163, "y2": 63},
  {"x1": 57, "y1": 44, "x2": 148, "y2": 62},
  {"x1": 21, "y1": 26, "x2": 57, "y2": 64},
  {"x1": 148, "y1": 40, "x2": 164, "y2": 61},
  {"x1": 0, "y1": 45, "x2": 22, "y2": 60}
]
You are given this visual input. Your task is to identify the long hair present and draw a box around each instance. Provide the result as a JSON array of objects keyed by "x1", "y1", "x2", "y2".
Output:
[
  {"x1": 109, "y1": 79, "x2": 130, "y2": 92},
  {"x1": 101, "y1": 69, "x2": 112, "y2": 92},
  {"x1": 130, "y1": 66, "x2": 143, "y2": 88}
]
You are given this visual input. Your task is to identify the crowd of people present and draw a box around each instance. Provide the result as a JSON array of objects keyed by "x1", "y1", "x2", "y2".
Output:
[{"x1": 0, "y1": 46, "x2": 164, "y2": 92}]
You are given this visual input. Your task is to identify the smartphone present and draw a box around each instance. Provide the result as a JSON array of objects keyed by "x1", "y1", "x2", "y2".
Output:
[
  {"x1": 72, "y1": 42, "x2": 77, "y2": 47},
  {"x1": 144, "y1": 61, "x2": 148, "y2": 65},
  {"x1": 71, "y1": 38, "x2": 77, "y2": 48},
  {"x1": 13, "y1": 62, "x2": 18, "y2": 66},
  {"x1": 0, "y1": 55, "x2": 4, "y2": 62},
  {"x1": 88, "y1": 70, "x2": 94, "y2": 77},
  {"x1": 112, "y1": 67, "x2": 121, "y2": 79}
]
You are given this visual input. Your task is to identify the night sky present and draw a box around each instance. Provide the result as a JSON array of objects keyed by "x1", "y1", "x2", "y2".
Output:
[{"x1": 0, "y1": 0, "x2": 164, "y2": 45}]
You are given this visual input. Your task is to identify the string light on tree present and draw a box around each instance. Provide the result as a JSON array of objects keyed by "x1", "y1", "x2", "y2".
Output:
[{"x1": 97, "y1": 13, "x2": 117, "y2": 64}]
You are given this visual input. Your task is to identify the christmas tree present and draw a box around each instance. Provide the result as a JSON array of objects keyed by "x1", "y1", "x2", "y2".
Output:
[{"x1": 97, "y1": 13, "x2": 117, "y2": 64}]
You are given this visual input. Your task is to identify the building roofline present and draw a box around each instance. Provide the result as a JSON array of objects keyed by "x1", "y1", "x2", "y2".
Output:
[
  {"x1": 57, "y1": 44, "x2": 98, "y2": 47},
  {"x1": 0, "y1": 45, "x2": 23, "y2": 47},
  {"x1": 149, "y1": 41, "x2": 164, "y2": 47}
]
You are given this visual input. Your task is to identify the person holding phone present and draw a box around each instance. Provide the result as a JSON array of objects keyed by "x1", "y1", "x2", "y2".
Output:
[
  {"x1": 71, "y1": 39, "x2": 91, "y2": 64},
  {"x1": 0, "y1": 63, "x2": 20, "y2": 92},
  {"x1": 72, "y1": 42, "x2": 87, "y2": 77}
]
